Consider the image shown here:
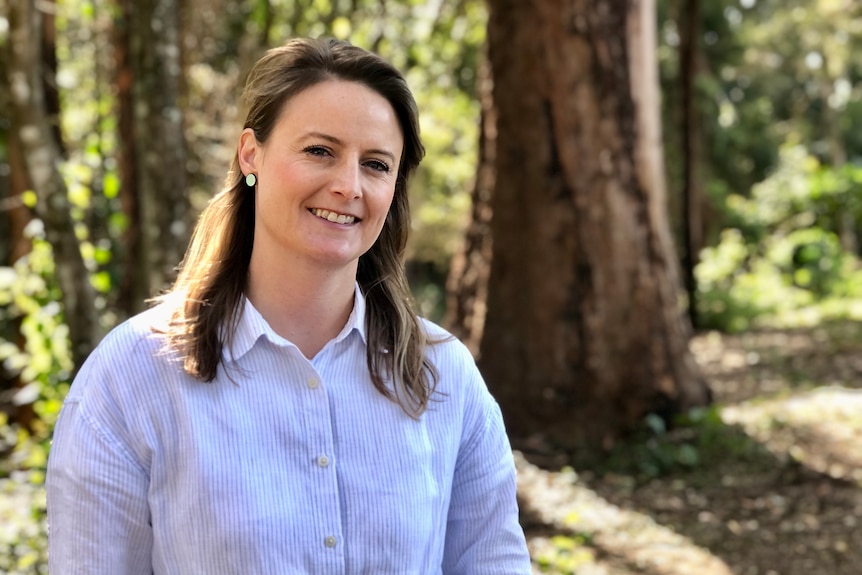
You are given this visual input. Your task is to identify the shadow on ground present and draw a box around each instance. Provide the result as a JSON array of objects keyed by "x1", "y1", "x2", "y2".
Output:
[{"x1": 517, "y1": 322, "x2": 862, "y2": 575}]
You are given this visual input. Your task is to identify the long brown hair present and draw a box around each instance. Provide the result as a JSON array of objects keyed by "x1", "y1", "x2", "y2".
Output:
[{"x1": 157, "y1": 38, "x2": 436, "y2": 416}]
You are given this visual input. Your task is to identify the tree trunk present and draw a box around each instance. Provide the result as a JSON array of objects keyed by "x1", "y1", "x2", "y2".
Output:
[
  {"x1": 481, "y1": 0, "x2": 711, "y2": 448},
  {"x1": 112, "y1": 0, "x2": 142, "y2": 315},
  {"x1": 116, "y1": 0, "x2": 189, "y2": 313},
  {"x1": 0, "y1": 37, "x2": 35, "y2": 430},
  {"x1": 444, "y1": 48, "x2": 495, "y2": 356},
  {"x1": 680, "y1": 0, "x2": 703, "y2": 329},
  {"x1": 4, "y1": 102, "x2": 33, "y2": 268},
  {"x1": 6, "y1": 0, "x2": 100, "y2": 369}
]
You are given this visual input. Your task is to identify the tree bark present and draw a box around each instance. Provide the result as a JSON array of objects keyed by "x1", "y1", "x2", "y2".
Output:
[
  {"x1": 444, "y1": 48, "x2": 495, "y2": 356},
  {"x1": 6, "y1": 0, "x2": 100, "y2": 369},
  {"x1": 480, "y1": 0, "x2": 711, "y2": 448},
  {"x1": 115, "y1": 0, "x2": 189, "y2": 313}
]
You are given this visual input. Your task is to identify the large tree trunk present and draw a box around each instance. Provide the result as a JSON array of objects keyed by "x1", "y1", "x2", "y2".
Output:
[
  {"x1": 6, "y1": 0, "x2": 100, "y2": 368},
  {"x1": 480, "y1": 0, "x2": 711, "y2": 448},
  {"x1": 115, "y1": 0, "x2": 189, "y2": 313}
]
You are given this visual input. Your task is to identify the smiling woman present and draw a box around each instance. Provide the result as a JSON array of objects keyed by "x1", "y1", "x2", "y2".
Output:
[{"x1": 45, "y1": 37, "x2": 531, "y2": 574}]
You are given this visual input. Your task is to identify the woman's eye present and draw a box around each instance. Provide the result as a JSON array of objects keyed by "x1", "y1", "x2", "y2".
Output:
[
  {"x1": 303, "y1": 146, "x2": 330, "y2": 157},
  {"x1": 366, "y1": 160, "x2": 390, "y2": 173}
]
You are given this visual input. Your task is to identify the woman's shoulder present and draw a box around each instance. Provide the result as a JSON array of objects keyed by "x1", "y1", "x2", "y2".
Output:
[
  {"x1": 419, "y1": 317, "x2": 473, "y2": 363},
  {"x1": 94, "y1": 303, "x2": 174, "y2": 357},
  {"x1": 418, "y1": 317, "x2": 500, "y2": 435},
  {"x1": 418, "y1": 317, "x2": 487, "y2": 397},
  {"x1": 67, "y1": 303, "x2": 179, "y2": 400}
]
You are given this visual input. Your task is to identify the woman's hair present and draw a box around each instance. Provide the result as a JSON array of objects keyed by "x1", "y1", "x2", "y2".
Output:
[{"x1": 157, "y1": 37, "x2": 436, "y2": 416}]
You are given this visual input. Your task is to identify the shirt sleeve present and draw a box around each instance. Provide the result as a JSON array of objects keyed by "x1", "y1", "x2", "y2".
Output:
[
  {"x1": 46, "y1": 355, "x2": 153, "y2": 574},
  {"x1": 442, "y1": 366, "x2": 532, "y2": 574}
]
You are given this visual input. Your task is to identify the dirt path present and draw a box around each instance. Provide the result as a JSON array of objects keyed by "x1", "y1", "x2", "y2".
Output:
[{"x1": 518, "y1": 323, "x2": 862, "y2": 575}]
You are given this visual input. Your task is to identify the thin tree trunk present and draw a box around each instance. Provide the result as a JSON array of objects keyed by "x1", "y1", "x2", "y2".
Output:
[
  {"x1": 680, "y1": 0, "x2": 703, "y2": 328},
  {"x1": 116, "y1": 0, "x2": 189, "y2": 313},
  {"x1": 481, "y1": 0, "x2": 710, "y2": 448},
  {"x1": 113, "y1": 0, "x2": 142, "y2": 315},
  {"x1": 444, "y1": 47, "x2": 495, "y2": 356},
  {"x1": 7, "y1": 0, "x2": 100, "y2": 368},
  {"x1": 1, "y1": 56, "x2": 35, "y2": 430},
  {"x1": 5, "y1": 119, "x2": 33, "y2": 267},
  {"x1": 818, "y1": 54, "x2": 858, "y2": 256}
]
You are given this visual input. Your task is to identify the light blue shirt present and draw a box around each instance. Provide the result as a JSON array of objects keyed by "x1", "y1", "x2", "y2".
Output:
[{"x1": 46, "y1": 287, "x2": 530, "y2": 574}]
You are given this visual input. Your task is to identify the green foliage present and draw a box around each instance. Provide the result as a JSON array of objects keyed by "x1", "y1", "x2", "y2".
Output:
[
  {"x1": 0, "y1": 6, "x2": 106, "y2": 560},
  {"x1": 535, "y1": 532, "x2": 595, "y2": 574},
  {"x1": 696, "y1": 143, "x2": 862, "y2": 332},
  {"x1": 660, "y1": 0, "x2": 862, "y2": 258},
  {"x1": 0, "y1": 473, "x2": 48, "y2": 575},
  {"x1": 587, "y1": 406, "x2": 773, "y2": 482},
  {"x1": 0, "y1": 230, "x2": 74, "y2": 573},
  {"x1": 0, "y1": 237, "x2": 74, "y2": 398}
]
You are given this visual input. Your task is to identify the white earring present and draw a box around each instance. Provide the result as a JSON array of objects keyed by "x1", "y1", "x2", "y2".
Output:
[{"x1": 245, "y1": 173, "x2": 257, "y2": 187}]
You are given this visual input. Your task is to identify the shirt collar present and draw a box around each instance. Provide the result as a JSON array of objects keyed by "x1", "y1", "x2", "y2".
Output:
[{"x1": 227, "y1": 282, "x2": 367, "y2": 363}]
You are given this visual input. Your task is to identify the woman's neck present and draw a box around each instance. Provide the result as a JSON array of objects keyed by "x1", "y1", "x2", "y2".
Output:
[{"x1": 246, "y1": 254, "x2": 357, "y2": 359}]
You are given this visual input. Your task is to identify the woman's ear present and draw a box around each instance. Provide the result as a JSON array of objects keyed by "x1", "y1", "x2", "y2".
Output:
[{"x1": 237, "y1": 128, "x2": 259, "y2": 175}]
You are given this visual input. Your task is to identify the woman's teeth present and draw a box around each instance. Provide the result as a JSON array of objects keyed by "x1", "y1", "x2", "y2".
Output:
[{"x1": 311, "y1": 209, "x2": 356, "y2": 224}]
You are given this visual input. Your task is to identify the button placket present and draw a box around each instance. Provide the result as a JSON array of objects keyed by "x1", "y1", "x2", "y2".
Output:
[{"x1": 299, "y1": 367, "x2": 343, "y2": 558}]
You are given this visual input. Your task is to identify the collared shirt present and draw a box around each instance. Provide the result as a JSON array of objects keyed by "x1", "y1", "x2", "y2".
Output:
[{"x1": 46, "y1": 287, "x2": 531, "y2": 574}]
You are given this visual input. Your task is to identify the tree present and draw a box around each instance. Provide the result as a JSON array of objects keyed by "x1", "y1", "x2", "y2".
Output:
[
  {"x1": 444, "y1": 47, "x2": 495, "y2": 355},
  {"x1": 114, "y1": 0, "x2": 189, "y2": 313},
  {"x1": 6, "y1": 0, "x2": 99, "y2": 368},
  {"x1": 477, "y1": 0, "x2": 711, "y2": 447},
  {"x1": 0, "y1": 1, "x2": 34, "y2": 429},
  {"x1": 679, "y1": 0, "x2": 704, "y2": 328}
]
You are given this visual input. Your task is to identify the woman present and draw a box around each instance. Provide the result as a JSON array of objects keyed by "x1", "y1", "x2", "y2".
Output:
[{"x1": 47, "y1": 37, "x2": 530, "y2": 574}]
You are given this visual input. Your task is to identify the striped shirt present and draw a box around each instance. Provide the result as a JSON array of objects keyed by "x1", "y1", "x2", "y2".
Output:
[{"x1": 46, "y1": 287, "x2": 531, "y2": 574}]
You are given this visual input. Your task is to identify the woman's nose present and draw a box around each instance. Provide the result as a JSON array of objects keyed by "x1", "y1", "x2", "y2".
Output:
[{"x1": 330, "y1": 160, "x2": 362, "y2": 199}]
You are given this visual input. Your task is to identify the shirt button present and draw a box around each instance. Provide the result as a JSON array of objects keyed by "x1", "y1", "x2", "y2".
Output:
[
  {"x1": 317, "y1": 455, "x2": 330, "y2": 468},
  {"x1": 307, "y1": 377, "x2": 319, "y2": 389},
  {"x1": 324, "y1": 535, "x2": 337, "y2": 548}
]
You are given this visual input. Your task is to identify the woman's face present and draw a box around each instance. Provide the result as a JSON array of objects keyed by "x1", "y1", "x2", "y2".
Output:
[{"x1": 239, "y1": 80, "x2": 403, "y2": 274}]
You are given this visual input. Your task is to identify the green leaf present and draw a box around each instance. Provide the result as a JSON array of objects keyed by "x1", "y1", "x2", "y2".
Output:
[
  {"x1": 90, "y1": 271, "x2": 112, "y2": 294},
  {"x1": 21, "y1": 190, "x2": 37, "y2": 208},
  {"x1": 103, "y1": 172, "x2": 120, "y2": 200}
]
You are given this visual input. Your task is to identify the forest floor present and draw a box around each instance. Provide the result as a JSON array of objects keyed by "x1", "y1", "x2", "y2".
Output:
[{"x1": 515, "y1": 320, "x2": 862, "y2": 575}]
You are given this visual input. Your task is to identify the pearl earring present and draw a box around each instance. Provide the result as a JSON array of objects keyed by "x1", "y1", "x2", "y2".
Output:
[{"x1": 245, "y1": 173, "x2": 257, "y2": 187}]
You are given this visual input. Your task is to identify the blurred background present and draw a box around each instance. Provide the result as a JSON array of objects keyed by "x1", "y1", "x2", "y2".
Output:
[{"x1": 1, "y1": 0, "x2": 862, "y2": 573}]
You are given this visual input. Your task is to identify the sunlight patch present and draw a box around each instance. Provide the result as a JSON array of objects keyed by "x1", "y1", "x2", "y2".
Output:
[
  {"x1": 722, "y1": 386, "x2": 862, "y2": 483},
  {"x1": 516, "y1": 452, "x2": 735, "y2": 575}
]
